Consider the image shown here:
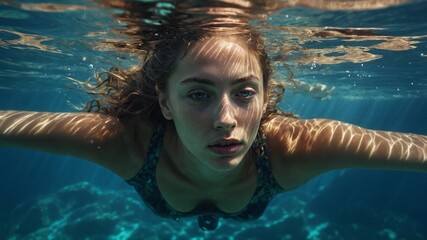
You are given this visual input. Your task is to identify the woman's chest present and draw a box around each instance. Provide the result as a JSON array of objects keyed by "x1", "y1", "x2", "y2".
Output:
[{"x1": 155, "y1": 157, "x2": 258, "y2": 214}]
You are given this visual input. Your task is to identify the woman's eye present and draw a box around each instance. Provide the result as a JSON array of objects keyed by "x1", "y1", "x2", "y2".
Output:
[
  {"x1": 188, "y1": 91, "x2": 210, "y2": 101},
  {"x1": 236, "y1": 89, "x2": 256, "y2": 99}
]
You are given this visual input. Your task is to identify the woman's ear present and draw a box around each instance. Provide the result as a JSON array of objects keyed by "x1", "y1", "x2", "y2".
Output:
[{"x1": 156, "y1": 86, "x2": 173, "y2": 120}]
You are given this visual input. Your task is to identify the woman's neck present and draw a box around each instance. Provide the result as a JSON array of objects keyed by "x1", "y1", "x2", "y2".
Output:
[{"x1": 165, "y1": 126, "x2": 255, "y2": 188}]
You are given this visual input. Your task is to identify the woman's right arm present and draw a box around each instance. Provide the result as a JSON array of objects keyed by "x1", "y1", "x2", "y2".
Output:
[{"x1": 0, "y1": 110, "x2": 136, "y2": 178}]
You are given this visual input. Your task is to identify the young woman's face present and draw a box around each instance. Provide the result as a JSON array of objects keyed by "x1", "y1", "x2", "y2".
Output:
[{"x1": 159, "y1": 37, "x2": 265, "y2": 172}]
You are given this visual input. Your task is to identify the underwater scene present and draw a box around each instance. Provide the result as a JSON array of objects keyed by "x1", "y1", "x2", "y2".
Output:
[{"x1": 0, "y1": 0, "x2": 427, "y2": 239}]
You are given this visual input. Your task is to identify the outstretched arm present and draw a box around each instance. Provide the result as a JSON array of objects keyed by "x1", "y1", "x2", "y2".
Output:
[
  {"x1": 0, "y1": 110, "x2": 134, "y2": 178},
  {"x1": 264, "y1": 116, "x2": 427, "y2": 189}
]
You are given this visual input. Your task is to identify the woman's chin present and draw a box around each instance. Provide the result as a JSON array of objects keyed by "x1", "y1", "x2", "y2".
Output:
[{"x1": 206, "y1": 156, "x2": 245, "y2": 172}]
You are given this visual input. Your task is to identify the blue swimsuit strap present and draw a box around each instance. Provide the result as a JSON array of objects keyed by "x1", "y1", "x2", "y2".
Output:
[{"x1": 125, "y1": 123, "x2": 177, "y2": 216}]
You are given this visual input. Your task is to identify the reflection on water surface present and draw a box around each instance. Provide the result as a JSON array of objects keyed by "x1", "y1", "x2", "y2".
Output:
[{"x1": 0, "y1": 0, "x2": 426, "y2": 99}]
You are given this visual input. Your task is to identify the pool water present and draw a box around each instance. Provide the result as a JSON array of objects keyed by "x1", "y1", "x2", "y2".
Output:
[{"x1": 0, "y1": 0, "x2": 426, "y2": 239}]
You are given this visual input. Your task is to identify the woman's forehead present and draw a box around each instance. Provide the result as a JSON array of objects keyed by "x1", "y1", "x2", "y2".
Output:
[
  {"x1": 188, "y1": 37, "x2": 253, "y2": 60},
  {"x1": 177, "y1": 37, "x2": 262, "y2": 76}
]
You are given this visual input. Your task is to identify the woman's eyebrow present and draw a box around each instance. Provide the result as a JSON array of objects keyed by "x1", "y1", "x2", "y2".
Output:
[
  {"x1": 179, "y1": 77, "x2": 215, "y2": 86},
  {"x1": 179, "y1": 74, "x2": 260, "y2": 86}
]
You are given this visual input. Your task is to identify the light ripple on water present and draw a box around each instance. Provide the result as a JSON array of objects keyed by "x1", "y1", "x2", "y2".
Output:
[{"x1": 0, "y1": 0, "x2": 426, "y2": 100}]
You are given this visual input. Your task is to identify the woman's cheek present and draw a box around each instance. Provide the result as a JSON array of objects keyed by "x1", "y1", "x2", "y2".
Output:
[{"x1": 181, "y1": 109, "x2": 209, "y2": 128}]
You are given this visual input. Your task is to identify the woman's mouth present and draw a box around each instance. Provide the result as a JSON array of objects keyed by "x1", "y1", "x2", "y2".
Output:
[{"x1": 208, "y1": 141, "x2": 243, "y2": 155}]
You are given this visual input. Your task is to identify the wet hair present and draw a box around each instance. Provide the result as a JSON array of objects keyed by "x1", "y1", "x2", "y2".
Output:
[{"x1": 86, "y1": 28, "x2": 289, "y2": 123}]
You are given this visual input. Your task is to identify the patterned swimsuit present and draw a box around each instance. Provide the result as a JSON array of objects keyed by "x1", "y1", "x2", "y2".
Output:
[{"x1": 126, "y1": 124, "x2": 284, "y2": 230}]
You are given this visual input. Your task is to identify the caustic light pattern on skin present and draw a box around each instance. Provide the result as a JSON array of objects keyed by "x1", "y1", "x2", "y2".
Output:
[
  {"x1": 0, "y1": 111, "x2": 121, "y2": 150},
  {"x1": 264, "y1": 117, "x2": 427, "y2": 164}
]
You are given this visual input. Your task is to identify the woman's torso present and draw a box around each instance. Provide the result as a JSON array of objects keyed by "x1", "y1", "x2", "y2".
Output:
[{"x1": 124, "y1": 119, "x2": 285, "y2": 219}]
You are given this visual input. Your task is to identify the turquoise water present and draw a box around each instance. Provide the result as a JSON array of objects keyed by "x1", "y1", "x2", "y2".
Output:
[{"x1": 1, "y1": 0, "x2": 427, "y2": 239}]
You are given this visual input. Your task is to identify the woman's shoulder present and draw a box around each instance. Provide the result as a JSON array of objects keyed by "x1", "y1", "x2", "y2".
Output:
[
  {"x1": 262, "y1": 115, "x2": 293, "y2": 155},
  {"x1": 262, "y1": 114, "x2": 301, "y2": 139},
  {"x1": 262, "y1": 115, "x2": 335, "y2": 156},
  {"x1": 262, "y1": 115, "x2": 318, "y2": 190},
  {"x1": 109, "y1": 116, "x2": 163, "y2": 179}
]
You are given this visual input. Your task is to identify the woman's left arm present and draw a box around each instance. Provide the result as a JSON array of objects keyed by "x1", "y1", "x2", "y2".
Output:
[{"x1": 264, "y1": 116, "x2": 427, "y2": 188}]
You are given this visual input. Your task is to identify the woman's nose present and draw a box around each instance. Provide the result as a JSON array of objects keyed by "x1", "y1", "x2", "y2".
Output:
[{"x1": 213, "y1": 98, "x2": 237, "y2": 131}]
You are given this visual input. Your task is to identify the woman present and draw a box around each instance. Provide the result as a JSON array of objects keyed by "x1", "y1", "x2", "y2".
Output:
[{"x1": 1, "y1": 28, "x2": 426, "y2": 231}]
